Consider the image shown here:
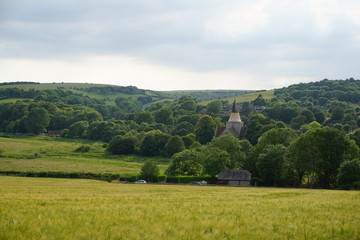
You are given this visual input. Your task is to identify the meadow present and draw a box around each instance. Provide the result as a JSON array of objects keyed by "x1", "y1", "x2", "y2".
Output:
[
  {"x1": 199, "y1": 90, "x2": 275, "y2": 106},
  {"x1": 0, "y1": 176, "x2": 359, "y2": 240},
  {"x1": 0, "y1": 135, "x2": 169, "y2": 177}
]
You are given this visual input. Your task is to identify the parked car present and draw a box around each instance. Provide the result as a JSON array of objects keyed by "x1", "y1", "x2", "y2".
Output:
[{"x1": 134, "y1": 180, "x2": 147, "y2": 184}]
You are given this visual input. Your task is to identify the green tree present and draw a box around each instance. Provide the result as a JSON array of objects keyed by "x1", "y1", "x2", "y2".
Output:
[
  {"x1": 166, "y1": 150, "x2": 203, "y2": 176},
  {"x1": 288, "y1": 127, "x2": 356, "y2": 188},
  {"x1": 139, "y1": 130, "x2": 171, "y2": 156},
  {"x1": 348, "y1": 128, "x2": 360, "y2": 147},
  {"x1": 67, "y1": 121, "x2": 89, "y2": 138},
  {"x1": 166, "y1": 136, "x2": 185, "y2": 157},
  {"x1": 299, "y1": 121, "x2": 321, "y2": 133},
  {"x1": 172, "y1": 121, "x2": 194, "y2": 136},
  {"x1": 181, "y1": 133, "x2": 196, "y2": 148},
  {"x1": 25, "y1": 107, "x2": 50, "y2": 134},
  {"x1": 141, "y1": 160, "x2": 159, "y2": 182},
  {"x1": 107, "y1": 135, "x2": 138, "y2": 155},
  {"x1": 194, "y1": 115, "x2": 216, "y2": 144},
  {"x1": 206, "y1": 100, "x2": 222, "y2": 115},
  {"x1": 177, "y1": 96, "x2": 197, "y2": 112},
  {"x1": 337, "y1": 158, "x2": 360, "y2": 189},
  {"x1": 253, "y1": 94, "x2": 267, "y2": 106},
  {"x1": 200, "y1": 146, "x2": 230, "y2": 177},
  {"x1": 153, "y1": 106, "x2": 174, "y2": 125},
  {"x1": 331, "y1": 107, "x2": 345, "y2": 121},
  {"x1": 257, "y1": 144, "x2": 288, "y2": 186},
  {"x1": 134, "y1": 111, "x2": 154, "y2": 124},
  {"x1": 301, "y1": 109, "x2": 315, "y2": 123},
  {"x1": 209, "y1": 134, "x2": 245, "y2": 168}
]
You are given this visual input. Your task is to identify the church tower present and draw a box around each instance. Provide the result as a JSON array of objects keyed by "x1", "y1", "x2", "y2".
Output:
[{"x1": 215, "y1": 100, "x2": 244, "y2": 138}]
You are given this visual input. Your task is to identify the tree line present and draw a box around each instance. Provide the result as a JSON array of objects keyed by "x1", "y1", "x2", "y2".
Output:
[{"x1": 1, "y1": 79, "x2": 360, "y2": 189}]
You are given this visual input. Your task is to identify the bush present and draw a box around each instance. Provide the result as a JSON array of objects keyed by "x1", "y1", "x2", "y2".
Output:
[
  {"x1": 74, "y1": 145, "x2": 91, "y2": 152},
  {"x1": 107, "y1": 135, "x2": 138, "y2": 155}
]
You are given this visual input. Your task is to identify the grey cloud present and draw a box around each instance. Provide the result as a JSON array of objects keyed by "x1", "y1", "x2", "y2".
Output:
[{"x1": 1, "y1": 0, "x2": 360, "y2": 87}]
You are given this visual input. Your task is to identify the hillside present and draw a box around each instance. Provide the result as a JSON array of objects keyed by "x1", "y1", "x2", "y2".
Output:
[
  {"x1": 0, "y1": 82, "x2": 255, "y2": 104},
  {"x1": 1, "y1": 79, "x2": 360, "y2": 189}
]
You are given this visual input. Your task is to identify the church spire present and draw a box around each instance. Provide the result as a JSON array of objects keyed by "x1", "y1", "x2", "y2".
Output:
[{"x1": 232, "y1": 99, "x2": 237, "y2": 113}]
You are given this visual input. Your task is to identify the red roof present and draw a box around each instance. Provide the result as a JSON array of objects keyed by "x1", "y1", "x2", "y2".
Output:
[{"x1": 214, "y1": 126, "x2": 226, "y2": 137}]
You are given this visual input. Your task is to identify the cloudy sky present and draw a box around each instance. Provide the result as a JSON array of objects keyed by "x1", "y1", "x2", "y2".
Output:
[{"x1": 1, "y1": 0, "x2": 359, "y2": 90}]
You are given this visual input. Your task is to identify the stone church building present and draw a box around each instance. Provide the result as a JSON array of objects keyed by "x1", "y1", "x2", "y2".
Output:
[{"x1": 214, "y1": 100, "x2": 245, "y2": 138}]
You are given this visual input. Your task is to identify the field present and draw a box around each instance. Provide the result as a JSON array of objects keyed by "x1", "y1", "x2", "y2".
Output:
[
  {"x1": 199, "y1": 90, "x2": 275, "y2": 105},
  {"x1": 0, "y1": 176, "x2": 359, "y2": 240},
  {"x1": 0, "y1": 135, "x2": 169, "y2": 176}
]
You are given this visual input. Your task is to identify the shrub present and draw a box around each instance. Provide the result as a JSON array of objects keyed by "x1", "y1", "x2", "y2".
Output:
[{"x1": 74, "y1": 145, "x2": 91, "y2": 152}]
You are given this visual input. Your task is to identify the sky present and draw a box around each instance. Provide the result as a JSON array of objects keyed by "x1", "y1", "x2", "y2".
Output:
[{"x1": 1, "y1": 0, "x2": 360, "y2": 91}]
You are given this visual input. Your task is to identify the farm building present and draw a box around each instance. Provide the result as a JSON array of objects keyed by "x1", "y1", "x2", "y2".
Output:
[{"x1": 218, "y1": 169, "x2": 251, "y2": 187}]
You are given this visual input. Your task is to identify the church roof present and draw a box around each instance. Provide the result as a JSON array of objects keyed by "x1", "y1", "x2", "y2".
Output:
[{"x1": 214, "y1": 126, "x2": 226, "y2": 137}]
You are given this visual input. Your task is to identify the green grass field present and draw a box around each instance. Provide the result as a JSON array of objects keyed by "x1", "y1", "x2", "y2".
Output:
[
  {"x1": 0, "y1": 176, "x2": 359, "y2": 240},
  {"x1": 0, "y1": 136, "x2": 169, "y2": 176},
  {"x1": 199, "y1": 90, "x2": 275, "y2": 105}
]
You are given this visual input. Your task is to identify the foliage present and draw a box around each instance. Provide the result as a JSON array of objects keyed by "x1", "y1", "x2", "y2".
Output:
[
  {"x1": 257, "y1": 144, "x2": 289, "y2": 186},
  {"x1": 194, "y1": 115, "x2": 216, "y2": 144},
  {"x1": 140, "y1": 160, "x2": 159, "y2": 182},
  {"x1": 25, "y1": 107, "x2": 51, "y2": 134},
  {"x1": 134, "y1": 111, "x2": 154, "y2": 124},
  {"x1": 337, "y1": 158, "x2": 360, "y2": 189},
  {"x1": 139, "y1": 130, "x2": 171, "y2": 156},
  {"x1": 107, "y1": 135, "x2": 138, "y2": 155},
  {"x1": 252, "y1": 94, "x2": 267, "y2": 106},
  {"x1": 288, "y1": 127, "x2": 357, "y2": 188},
  {"x1": 208, "y1": 134, "x2": 245, "y2": 168},
  {"x1": 206, "y1": 100, "x2": 222, "y2": 115},
  {"x1": 200, "y1": 146, "x2": 230, "y2": 177},
  {"x1": 348, "y1": 128, "x2": 360, "y2": 147},
  {"x1": 166, "y1": 149, "x2": 203, "y2": 176},
  {"x1": 165, "y1": 135, "x2": 185, "y2": 157},
  {"x1": 74, "y1": 145, "x2": 91, "y2": 153}
]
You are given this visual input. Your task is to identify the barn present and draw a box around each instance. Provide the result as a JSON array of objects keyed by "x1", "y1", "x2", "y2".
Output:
[{"x1": 218, "y1": 169, "x2": 251, "y2": 187}]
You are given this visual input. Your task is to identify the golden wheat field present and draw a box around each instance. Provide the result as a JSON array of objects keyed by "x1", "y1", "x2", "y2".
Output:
[{"x1": 0, "y1": 176, "x2": 359, "y2": 240}]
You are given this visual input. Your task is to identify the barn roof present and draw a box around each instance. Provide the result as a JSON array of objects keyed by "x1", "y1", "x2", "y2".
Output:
[{"x1": 218, "y1": 169, "x2": 251, "y2": 181}]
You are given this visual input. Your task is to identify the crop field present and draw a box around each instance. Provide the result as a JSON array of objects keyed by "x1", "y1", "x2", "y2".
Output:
[
  {"x1": 0, "y1": 176, "x2": 359, "y2": 240},
  {"x1": 0, "y1": 136, "x2": 168, "y2": 176}
]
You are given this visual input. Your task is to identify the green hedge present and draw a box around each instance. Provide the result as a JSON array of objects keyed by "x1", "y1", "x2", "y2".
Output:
[
  {"x1": 127, "y1": 175, "x2": 167, "y2": 183},
  {"x1": 0, "y1": 171, "x2": 120, "y2": 182}
]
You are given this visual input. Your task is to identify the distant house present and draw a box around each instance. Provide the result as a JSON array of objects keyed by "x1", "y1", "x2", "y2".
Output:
[{"x1": 217, "y1": 169, "x2": 251, "y2": 187}]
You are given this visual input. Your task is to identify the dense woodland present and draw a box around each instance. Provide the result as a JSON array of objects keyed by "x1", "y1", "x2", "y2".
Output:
[{"x1": 1, "y1": 79, "x2": 360, "y2": 189}]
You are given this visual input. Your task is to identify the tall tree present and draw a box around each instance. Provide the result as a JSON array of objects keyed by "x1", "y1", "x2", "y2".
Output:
[
  {"x1": 166, "y1": 136, "x2": 185, "y2": 157},
  {"x1": 166, "y1": 150, "x2": 203, "y2": 176},
  {"x1": 206, "y1": 100, "x2": 222, "y2": 115},
  {"x1": 141, "y1": 160, "x2": 159, "y2": 182},
  {"x1": 288, "y1": 127, "x2": 357, "y2": 188},
  {"x1": 25, "y1": 107, "x2": 50, "y2": 134},
  {"x1": 194, "y1": 115, "x2": 216, "y2": 144}
]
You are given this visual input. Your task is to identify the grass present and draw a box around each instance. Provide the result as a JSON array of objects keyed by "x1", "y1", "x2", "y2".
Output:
[
  {"x1": 199, "y1": 90, "x2": 275, "y2": 105},
  {"x1": 0, "y1": 136, "x2": 169, "y2": 176},
  {"x1": 0, "y1": 176, "x2": 359, "y2": 240}
]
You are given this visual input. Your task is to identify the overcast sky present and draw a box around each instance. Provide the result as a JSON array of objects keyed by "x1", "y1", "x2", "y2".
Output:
[{"x1": 1, "y1": 0, "x2": 359, "y2": 90}]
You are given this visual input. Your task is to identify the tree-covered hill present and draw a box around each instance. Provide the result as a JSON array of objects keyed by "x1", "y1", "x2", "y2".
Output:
[{"x1": 1, "y1": 79, "x2": 360, "y2": 189}]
